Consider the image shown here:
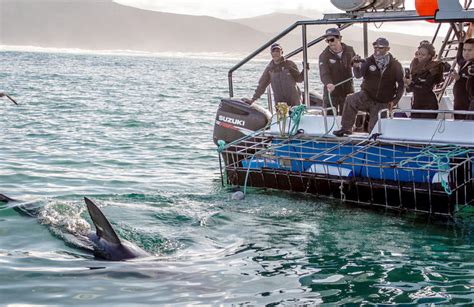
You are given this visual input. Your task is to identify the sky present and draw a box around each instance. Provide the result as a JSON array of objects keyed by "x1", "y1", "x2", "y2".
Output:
[
  {"x1": 113, "y1": 0, "x2": 418, "y2": 19},
  {"x1": 113, "y1": 0, "x2": 443, "y2": 35}
]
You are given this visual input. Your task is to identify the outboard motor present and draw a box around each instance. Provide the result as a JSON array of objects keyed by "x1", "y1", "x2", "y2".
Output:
[{"x1": 213, "y1": 98, "x2": 271, "y2": 145}]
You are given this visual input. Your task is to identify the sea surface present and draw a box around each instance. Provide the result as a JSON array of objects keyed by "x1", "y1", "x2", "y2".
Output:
[{"x1": 1, "y1": 50, "x2": 473, "y2": 305}]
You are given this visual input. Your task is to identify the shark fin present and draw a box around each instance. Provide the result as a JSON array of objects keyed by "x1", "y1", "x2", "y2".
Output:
[
  {"x1": 84, "y1": 197, "x2": 121, "y2": 245},
  {"x1": 0, "y1": 194, "x2": 17, "y2": 203}
]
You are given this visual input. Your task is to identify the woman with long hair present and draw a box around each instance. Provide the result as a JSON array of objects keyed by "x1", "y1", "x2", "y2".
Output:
[{"x1": 404, "y1": 41, "x2": 444, "y2": 119}]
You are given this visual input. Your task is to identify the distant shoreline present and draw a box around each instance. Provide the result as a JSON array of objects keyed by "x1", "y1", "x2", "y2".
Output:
[{"x1": 0, "y1": 45, "x2": 262, "y2": 61}]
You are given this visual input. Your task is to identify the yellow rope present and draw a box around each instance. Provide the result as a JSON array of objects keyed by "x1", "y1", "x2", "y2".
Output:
[{"x1": 276, "y1": 102, "x2": 289, "y2": 137}]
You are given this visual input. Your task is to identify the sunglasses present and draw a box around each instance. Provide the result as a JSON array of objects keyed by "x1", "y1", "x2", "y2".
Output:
[
  {"x1": 373, "y1": 46, "x2": 387, "y2": 49},
  {"x1": 326, "y1": 38, "x2": 338, "y2": 43}
]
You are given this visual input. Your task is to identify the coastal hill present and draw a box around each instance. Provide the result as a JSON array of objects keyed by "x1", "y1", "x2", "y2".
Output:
[
  {"x1": 1, "y1": 0, "x2": 431, "y2": 59},
  {"x1": 0, "y1": 0, "x2": 266, "y2": 53}
]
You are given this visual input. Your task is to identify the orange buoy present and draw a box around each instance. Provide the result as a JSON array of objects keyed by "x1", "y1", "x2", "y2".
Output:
[{"x1": 415, "y1": 0, "x2": 438, "y2": 23}]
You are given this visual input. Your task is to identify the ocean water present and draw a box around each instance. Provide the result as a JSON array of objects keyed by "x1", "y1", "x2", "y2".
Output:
[{"x1": 1, "y1": 50, "x2": 473, "y2": 305}]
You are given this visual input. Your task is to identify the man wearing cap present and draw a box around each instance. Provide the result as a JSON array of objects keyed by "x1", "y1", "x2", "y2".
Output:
[
  {"x1": 318, "y1": 28, "x2": 356, "y2": 115},
  {"x1": 333, "y1": 37, "x2": 404, "y2": 136},
  {"x1": 244, "y1": 43, "x2": 305, "y2": 106}
]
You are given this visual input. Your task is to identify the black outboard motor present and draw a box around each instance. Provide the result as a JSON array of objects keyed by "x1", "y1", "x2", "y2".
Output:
[{"x1": 213, "y1": 98, "x2": 271, "y2": 145}]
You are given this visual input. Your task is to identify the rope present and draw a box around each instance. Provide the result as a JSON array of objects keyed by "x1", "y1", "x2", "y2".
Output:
[
  {"x1": 216, "y1": 113, "x2": 279, "y2": 192},
  {"x1": 222, "y1": 76, "x2": 354, "y2": 196},
  {"x1": 217, "y1": 140, "x2": 226, "y2": 152},
  {"x1": 276, "y1": 102, "x2": 289, "y2": 136},
  {"x1": 324, "y1": 77, "x2": 353, "y2": 136},
  {"x1": 399, "y1": 145, "x2": 471, "y2": 195},
  {"x1": 216, "y1": 113, "x2": 278, "y2": 153},
  {"x1": 288, "y1": 104, "x2": 306, "y2": 136}
]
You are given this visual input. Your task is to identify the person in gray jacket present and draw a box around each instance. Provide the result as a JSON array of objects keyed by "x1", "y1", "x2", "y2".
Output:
[
  {"x1": 333, "y1": 38, "x2": 404, "y2": 136},
  {"x1": 244, "y1": 43, "x2": 305, "y2": 106}
]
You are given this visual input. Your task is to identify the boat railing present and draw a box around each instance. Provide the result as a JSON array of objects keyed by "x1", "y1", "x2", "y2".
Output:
[
  {"x1": 374, "y1": 108, "x2": 474, "y2": 146},
  {"x1": 378, "y1": 108, "x2": 474, "y2": 125},
  {"x1": 227, "y1": 11, "x2": 435, "y2": 106}
]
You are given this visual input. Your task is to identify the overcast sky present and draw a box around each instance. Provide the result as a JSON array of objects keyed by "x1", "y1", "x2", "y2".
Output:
[
  {"x1": 113, "y1": 0, "x2": 418, "y2": 19},
  {"x1": 112, "y1": 0, "x2": 444, "y2": 35}
]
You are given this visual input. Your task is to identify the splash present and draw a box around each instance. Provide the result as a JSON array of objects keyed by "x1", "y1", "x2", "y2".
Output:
[{"x1": 37, "y1": 202, "x2": 91, "y2": 236}]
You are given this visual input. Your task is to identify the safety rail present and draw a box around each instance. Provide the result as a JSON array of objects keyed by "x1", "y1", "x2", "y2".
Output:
[
  {"x1": 376, "y1": 108, "x2": 474, "y2": 130},
  {"x1": 227, "y1": 12, "x2": 435, "y2": 100}
]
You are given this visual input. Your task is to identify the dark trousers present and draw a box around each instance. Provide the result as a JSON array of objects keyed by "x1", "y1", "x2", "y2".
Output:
[
  {"x1": 453, "y1": 80, "x2": 470, "y2": 119},
  {"x1": 411, "y1": 90, "x2": 438, "y2": 119},
  {"x1": 468, "y1": 98, "x2": 474, "y2": 120},
  {"x1": 341, "y1": 91, "x2": 389, "y2": 133},
  {"x1": 323, "y1": 94, "x2": 346, "y2": 115}
]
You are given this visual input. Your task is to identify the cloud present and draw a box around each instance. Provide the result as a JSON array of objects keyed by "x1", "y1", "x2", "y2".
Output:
[
  {"x1": 114, "y1": 0, "x2": 337, "y2": 18},
  {"x1": 112, "y1": 0, "x2": 445, "y2": 36}
]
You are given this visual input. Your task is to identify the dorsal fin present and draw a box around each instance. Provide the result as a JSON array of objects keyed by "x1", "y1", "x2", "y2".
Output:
[
  {"x1": 84, "y1": 197, "x2": 121, "y2": 245},
  {"x1": 0, "y1": 194, "x2": 17, "y2": 203}
]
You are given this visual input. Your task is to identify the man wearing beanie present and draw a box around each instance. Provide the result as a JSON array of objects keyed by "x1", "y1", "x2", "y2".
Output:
[{"x1": 333, "y1": 37, "x2": 404, "y2": 136}]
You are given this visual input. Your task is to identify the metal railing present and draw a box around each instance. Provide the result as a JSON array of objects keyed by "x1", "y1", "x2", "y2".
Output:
[
  {"x1": 227, "y1": 12, "x2": 435, "y2": 99},
  {"x1": 376, "y1": 108, "x2": 474, "y2": 138},
  {"x1": 220, "y1": 135, "x2": 474, "y2": 215}
]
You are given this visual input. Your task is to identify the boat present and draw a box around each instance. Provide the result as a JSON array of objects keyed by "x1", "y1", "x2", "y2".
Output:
[{"x1": 213, "y1": 0, "x2": 474, "y2": 217}]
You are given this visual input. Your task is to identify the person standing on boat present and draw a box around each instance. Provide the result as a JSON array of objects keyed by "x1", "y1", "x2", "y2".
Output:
[
  {"x1": 468, "y1": 69, "x2": 474, "y2": 120},
  {"x1": 452, "y1": 37, "x2": 474, "y2": 119},
  {"x1": 243, "y1": 43, "x2": 305, "y2": 106},
  {"x1": 318, "y1": 28, "x2": 356, "y2": 115},
  {"x1": 333, "y1": 38, "x2": 404, "y2": 137},
  {"x1": 466, "y1": 41, "x2": 474, "y2": 120},
  {"x1": 404, "y1": 41, "x2": 444, "y2": 119}
]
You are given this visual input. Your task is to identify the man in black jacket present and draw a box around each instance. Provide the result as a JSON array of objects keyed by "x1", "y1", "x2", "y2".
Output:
[
  {"x1": 244, "y1": 43, "x2": 304, "y2": 106},
  {"x1": 318, "y1": 28, "x2": 356, "y2": 115},
  {"x1": 333, "y1": 38, "x2": 404, "y2": 136}
]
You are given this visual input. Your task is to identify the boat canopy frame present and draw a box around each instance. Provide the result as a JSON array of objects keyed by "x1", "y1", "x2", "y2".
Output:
[{"x1": 228, "y1": 5, "x2": 474, "y2": 109}]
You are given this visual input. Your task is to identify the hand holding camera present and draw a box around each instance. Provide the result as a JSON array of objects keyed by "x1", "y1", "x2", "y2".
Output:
[{"x1": 351, "y1": 55, "x2": 365, "y2": 67}]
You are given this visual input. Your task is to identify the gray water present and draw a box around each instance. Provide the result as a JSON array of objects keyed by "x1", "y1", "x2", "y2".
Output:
[{"x1": 0, "y1": 50, "x2": 473, "y2": 305}]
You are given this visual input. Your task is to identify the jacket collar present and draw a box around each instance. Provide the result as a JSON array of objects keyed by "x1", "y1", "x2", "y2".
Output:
[{"x1": 326, "y1": 43, "x2": 347, "y2": 56}]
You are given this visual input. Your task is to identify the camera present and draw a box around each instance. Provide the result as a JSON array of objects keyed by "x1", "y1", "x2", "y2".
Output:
[
  {"x1": 468, "y1": 65, "x2": 474, "y2": 76},
  {"x1": 353, "y1": 57, "x2": 366, "y2": 64}
]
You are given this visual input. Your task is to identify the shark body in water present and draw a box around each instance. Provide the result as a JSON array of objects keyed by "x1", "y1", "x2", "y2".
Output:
[{"x1": 0, "y1": 194, "x2": 149, "y2": 261}]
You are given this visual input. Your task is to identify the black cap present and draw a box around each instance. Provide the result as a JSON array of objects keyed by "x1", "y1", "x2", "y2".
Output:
[
  {"x1": 324, "y1": 28, "x2": 340, "y2": 37},
  {"x1": 373, "y1": 37, "x2": 389, "y2": 47}
]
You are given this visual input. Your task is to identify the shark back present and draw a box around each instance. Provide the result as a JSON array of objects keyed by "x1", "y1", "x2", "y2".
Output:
[{"x1": 0, "y1": 193, "x2": 17, "y2": 203}]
